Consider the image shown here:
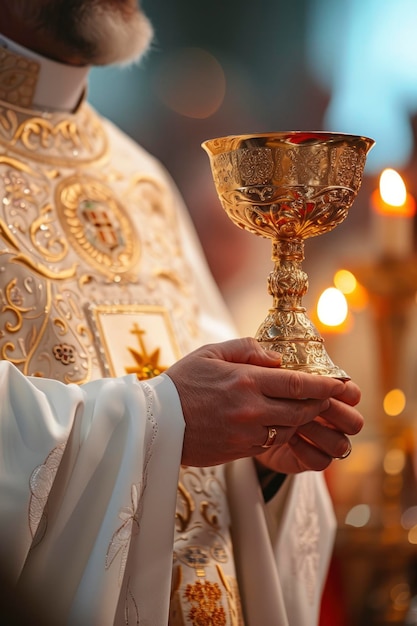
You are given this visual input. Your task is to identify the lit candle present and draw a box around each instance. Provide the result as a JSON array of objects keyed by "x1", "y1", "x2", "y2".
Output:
[
  {"x1": 371, "y1": 168, "x2": 416, "y2": 259},
  {"x1": 315, "y1": 287, "x2": 351, "y2": 334}
]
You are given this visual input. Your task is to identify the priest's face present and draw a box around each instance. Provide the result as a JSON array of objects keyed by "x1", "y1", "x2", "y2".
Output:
[{"x1": 6, "y1": 0, "x2": 154, "y2": 65}]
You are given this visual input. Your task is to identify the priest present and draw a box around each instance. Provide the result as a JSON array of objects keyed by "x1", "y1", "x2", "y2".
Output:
[{"x1": 0, "y1": 1, "x2": 364, "y2": 624}]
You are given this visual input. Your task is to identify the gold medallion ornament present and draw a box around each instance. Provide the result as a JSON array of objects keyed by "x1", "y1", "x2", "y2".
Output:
[{"x1": 55, "y1": 175, "x2": 139, "y2": 280}]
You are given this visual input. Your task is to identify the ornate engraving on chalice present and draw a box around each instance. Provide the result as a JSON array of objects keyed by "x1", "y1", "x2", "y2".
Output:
[{"x1": 202, "y1": 132, "x2": 374, "y2": 379}]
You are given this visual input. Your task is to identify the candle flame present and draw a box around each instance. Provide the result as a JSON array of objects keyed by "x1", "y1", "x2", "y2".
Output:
[
  {"x1": 373, "y1": 168, "x2": 415, "y2": 218},
  {"x1": 317, "y1": 287, "x2": 348, "y2": 326},
  {"x1": 379, "y1": 168, "x2": 407, "y2": 206}
]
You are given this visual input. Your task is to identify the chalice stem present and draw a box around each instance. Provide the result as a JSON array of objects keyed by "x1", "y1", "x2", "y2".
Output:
[
  {"x1": 255, "y1": 238, "x2": 350, "y2": 380},
  {"x1": 269, "y1": 239, "x2": 307, "y2": 312}
]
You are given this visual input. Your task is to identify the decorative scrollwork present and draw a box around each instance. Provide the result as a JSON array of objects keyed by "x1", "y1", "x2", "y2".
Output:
[
  {"x1": 218, "y1": 185, "x2": 355, "y2": 240},
  {"x1": 0, "y1": 102, "x2": 108, "y2": 166},
  {"x1": 30, "y1": 203, "x2": 69, "y2": 263}
]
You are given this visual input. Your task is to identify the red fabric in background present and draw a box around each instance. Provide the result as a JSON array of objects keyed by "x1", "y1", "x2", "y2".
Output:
[{"x1": 319, "y1": 554, "x2": 348, "y2": 626}]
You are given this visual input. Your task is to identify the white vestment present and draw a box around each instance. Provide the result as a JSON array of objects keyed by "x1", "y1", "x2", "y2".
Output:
[{"x1": 0, "y1": 37, "x2": 336, "y2": 625}]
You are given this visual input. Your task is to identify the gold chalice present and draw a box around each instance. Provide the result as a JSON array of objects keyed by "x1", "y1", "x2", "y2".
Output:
[{"x1": 202, "y1": 131, "x2": 374, "y2": 380}]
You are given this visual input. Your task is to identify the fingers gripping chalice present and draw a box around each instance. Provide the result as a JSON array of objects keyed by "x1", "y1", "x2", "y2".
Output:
[{"x1": 202, "y1": 132, "x2": 374, "y2": 380}]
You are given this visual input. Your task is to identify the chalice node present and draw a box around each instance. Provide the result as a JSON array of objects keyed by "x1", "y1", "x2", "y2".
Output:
[{"x1": 202, "y1": 131, "x2": 374, "y2": 380}]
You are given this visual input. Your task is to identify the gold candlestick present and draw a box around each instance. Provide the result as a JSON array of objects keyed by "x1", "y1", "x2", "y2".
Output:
[
  {"x1": 355, "y1": 256, "x2": 417, "y2": 397},
  {"x1": 202, "y1": 131, "x2": 374, "y2": 379},
  {"x1": 340, "y1": 256, "x2": 417, "y2": 625}
]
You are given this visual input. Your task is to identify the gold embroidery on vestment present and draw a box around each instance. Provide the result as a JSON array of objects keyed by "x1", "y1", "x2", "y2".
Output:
[
  {"x1": 0, "y1": 218, "x2": 78, "y2": 280},
  {"x1": 124, "y1": 321, "x2": 168, "y2": 380},
  {"x1": 175, "y1": 481, "x2": 195, "y2": 534},
  {"x1": 0, "y1": 47, "x2": 39, "y2": 108},
  {"x1": 184, "y1": 579, "x2": 227, "y2": 626},
  {"x1": 88, "y1": 304, "x2": 181, "y2": 379},
  {"x1": 1, "y1": 278, "x2": 51, "y2": 373},
  {"x1": 55, "y1": 175, "x2": 139, "y2": 280},
  {"x1": 0, "y1": 103, "x2": 109, "y2": 167},
  {"x1": 171, "y1": 467, "x2": 245, "y2": 625}
]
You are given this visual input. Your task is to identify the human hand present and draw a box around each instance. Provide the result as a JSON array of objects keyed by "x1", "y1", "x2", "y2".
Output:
[
  {"x1": 165, "y1": 338, "x2": 363, "y2": 470},
  {"x1": 256, "y1": 378, "x2": 363, "y2": 474}
]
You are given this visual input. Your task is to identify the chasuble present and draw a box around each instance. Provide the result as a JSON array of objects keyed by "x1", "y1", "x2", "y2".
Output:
[{"x1": 0, "y1": 39, "x2": 336, "y2": 626}]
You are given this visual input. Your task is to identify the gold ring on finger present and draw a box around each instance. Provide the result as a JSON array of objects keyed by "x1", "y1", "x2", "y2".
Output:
[
  {"x1": 334, "y1": 439, "x2": 352, "y2": 460},
  {"x1": 261, "y1": 426, "x2": 278, "y2": 449}
]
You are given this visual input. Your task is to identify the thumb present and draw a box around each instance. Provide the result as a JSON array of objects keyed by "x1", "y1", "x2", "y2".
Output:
[
  {"x1": 206, "y1": 337, "x2": 282, "y2": 367},
  {"x1": 247, "y1": 340, "x2": 282, "y2": 367}
]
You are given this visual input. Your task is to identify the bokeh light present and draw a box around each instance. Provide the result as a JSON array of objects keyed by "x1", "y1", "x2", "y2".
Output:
[
  {"x1": 334, "y1": 269, "x2": 357, "y2": 294},
  {"x1": 345, "y1": 504, "x2": 371, "y2": 528},
  {"x1": 408, "y1": 525, "x2": 417, "y2": 544},
  {"x1": 379, "y1": 168, "x2": 407, "y2": 206},
  {"x1": 383, "y1": 388, "x2": 406, "y2": 416},
  {"x1": 153, "y1": 47, "x2": 226, "y2": 119},
  {"x1": 317, "y1": 287, "x2": 348, "y2": 326},
  {"x1": 333, "y1": 269, "x2": 369, "y2": 310},
  {"x1": 401, "y1": 506, "x2": 417, "y2": 530},
  {"x1": 383, "y1": 448, "x2": 406, "y2": 475}
]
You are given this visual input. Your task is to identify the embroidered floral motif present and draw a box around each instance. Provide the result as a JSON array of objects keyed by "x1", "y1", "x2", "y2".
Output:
[
  {"x1": 106, "y1": 483, "x2": 140, "y2": 585},
  {"x1": 106, "y1": 382, "x2": 158, "y2": 598},
  {"x1": 3, "y1": 169, "x2": 37, "y2": 212},
  {"x1": 0, "y1": 47, "x2": 39, "y2": 108},
  {"x1": 0, "y1": 103, "x2": 108, "y2": 165},
  {"x1": 171, "y1": 467, "x2": 244, "y2": 625},
  {"x1": 28, "y1": 443, "x2": 66, "y2": 543},
  {"x1": 292, "y1": 473, "x2": 320, "y2": 603},
  {"x1": 185, "y1": 580, "x2": 226, "y2": 626},
  {"x1": 124, "y1": 578, "x2": 140, "y2": 625},
  {"x1": 53, "y1": 342, "x2": 76, "y2": 365},
  {"x1": 9, "y1": 282, "x2": 24, "y2": 307},
  {"x1": 0, "y1": 101, "x2": 200, "y2": 383}
]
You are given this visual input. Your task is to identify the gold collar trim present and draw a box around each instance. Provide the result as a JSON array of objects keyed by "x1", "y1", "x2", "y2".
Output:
[
  {"x1": 0, "y1": 46, "x2": 40, "y2": 108},
  {"x1": 0, "y1": 98, "x2": 109, "y2": 167}
]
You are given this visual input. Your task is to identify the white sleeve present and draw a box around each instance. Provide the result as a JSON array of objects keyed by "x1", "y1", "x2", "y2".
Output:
[{"x1": 0, "y1": 362, "x2": 185, "y2": 625}]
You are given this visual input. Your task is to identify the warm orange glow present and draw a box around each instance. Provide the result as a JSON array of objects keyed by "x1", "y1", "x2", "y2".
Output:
[
  {"x1": 383, "y1": 388, "x2": 406, "y2": 416},
  {"x1": 334, "y1": 269, "x2": 357, "y2": 294},
  {"x1": 372, "y1": 168, "x2": 416, "y2": 217},
  {"x1": 347, "y1": 283, "x2": 369, "y2": 310},
  {"x1": 383, "y1": 448, "x2": 406, "y2": 475},
  {"x1": 408, "y1": 525, "x2": 417, "y2": 545},
  {"x1": 317, "y1": 287, "x2": 348, "y2": 326},
  {"x1": 380, "y1": 168, "x2": 407, "y2": 205},
  {"x1": 333, "y1": 270, "x2": 368, "y2": 310}
]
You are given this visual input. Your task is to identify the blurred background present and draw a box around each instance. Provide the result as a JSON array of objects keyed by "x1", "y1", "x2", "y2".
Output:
[{"x1": 88, "y1": 1, "x2": 417, "y2": 624}]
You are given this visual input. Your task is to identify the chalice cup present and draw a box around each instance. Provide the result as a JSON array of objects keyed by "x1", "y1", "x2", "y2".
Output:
[{"x1": 202, "y1": 131, "x2": 374, "y2": 380}]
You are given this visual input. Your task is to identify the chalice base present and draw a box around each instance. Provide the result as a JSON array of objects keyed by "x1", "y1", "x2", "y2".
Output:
[{"x1": 255, "y1": 308, "x2": 350, "y2": 380}]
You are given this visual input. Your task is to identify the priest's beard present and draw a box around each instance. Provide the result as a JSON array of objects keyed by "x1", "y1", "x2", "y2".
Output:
[{"x1": 10, "y1": 0, "x2": 154, "y2": 65}]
